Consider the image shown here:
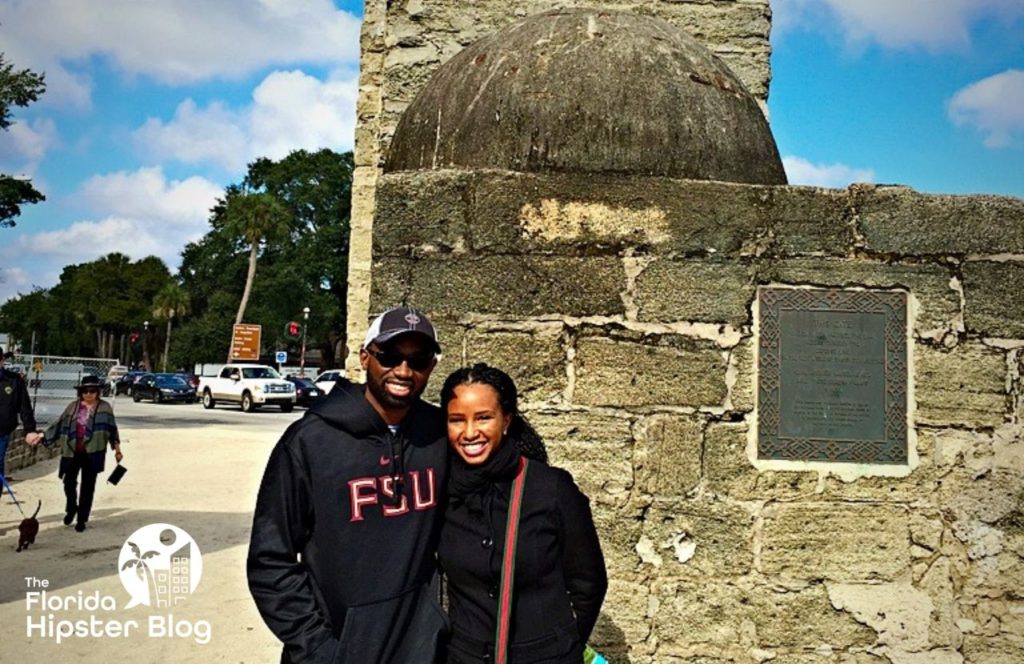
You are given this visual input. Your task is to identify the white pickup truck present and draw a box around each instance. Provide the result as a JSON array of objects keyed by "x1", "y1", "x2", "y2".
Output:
[{"x1": 199, "y1": 364, "x2": 296, "y2": 412}]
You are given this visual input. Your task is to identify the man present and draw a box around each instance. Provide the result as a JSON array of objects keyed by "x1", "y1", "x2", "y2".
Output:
[
  {"x1": 0, "y1": 347, "x2": 41, "y2": 483},
  {"x1": 248, "y1": 307, "x2": 449, "y2": 663}
]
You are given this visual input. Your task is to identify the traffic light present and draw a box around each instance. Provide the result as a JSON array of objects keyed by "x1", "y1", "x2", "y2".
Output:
[{"x1": 285, "y1": 321, "x2": 301, "y2": 339}]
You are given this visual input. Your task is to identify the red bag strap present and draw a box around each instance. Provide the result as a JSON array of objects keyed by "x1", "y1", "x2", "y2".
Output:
[{"x1": 494, "y1": 456, "x2": 529, "y2": 664}]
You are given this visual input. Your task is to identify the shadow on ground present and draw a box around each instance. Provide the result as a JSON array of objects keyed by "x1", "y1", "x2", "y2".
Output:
[{"x1": 0, "y1": 508, "x2": 253, "y2": 603}]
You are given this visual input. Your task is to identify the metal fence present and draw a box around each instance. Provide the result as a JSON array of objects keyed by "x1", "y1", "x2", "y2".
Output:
[{"x1": 9, "y1": 354, "x2": 120, "y2": 402}]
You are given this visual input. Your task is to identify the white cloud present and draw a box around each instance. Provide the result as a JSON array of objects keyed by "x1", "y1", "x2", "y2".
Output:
[
  {"x1": 1, "y1": 0, "x2": 360, "y2": 108},
  {"x1": 0, "y1": 266, "x2": 33, "y2": 303},
  {"x1": 133, "y1": 70, "x2": 358, "y2": 172},
  {"x1": 773, "y1": 0, "x2": 1024, "y2": 51},
  {"x1": 783, "y1": 155, "x2": 876, "y2": 188},
  {"x1": 4, "y1": 167, "x2": 221, "y2": 270},
  {"x1": 0, "y1": 117, "x2": 59, "y2": 174},
  {"x1": 948, "y1": 69, "x2": 1024, "y2": 149}
]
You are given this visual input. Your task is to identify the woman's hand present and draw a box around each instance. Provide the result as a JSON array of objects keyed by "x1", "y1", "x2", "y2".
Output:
[{"x1": 115, "y1": 446, "x2": 124, "y2": 463}]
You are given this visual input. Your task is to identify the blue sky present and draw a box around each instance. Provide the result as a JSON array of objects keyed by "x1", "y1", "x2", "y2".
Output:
[{"x1": 1, "y1": 0, "x2": 1021, "y2": 305}]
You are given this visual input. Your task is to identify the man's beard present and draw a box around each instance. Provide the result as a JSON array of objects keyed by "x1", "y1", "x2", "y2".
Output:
[{"x1": 367, "y1": 376, "x2": 417, "y2": 411}]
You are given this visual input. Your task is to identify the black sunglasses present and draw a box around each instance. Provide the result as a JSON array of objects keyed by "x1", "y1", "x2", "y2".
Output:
[
  {"x1": 367, "y1": 348, "x2": 434, "y2": 371},
  {"x1": 80, "y1": 387, "x2": 100, "y2": 394}
]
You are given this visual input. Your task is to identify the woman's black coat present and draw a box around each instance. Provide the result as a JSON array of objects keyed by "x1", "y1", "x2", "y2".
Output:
[{"x1": 439, "y1": 457, "x2": 607, "y2": 664}]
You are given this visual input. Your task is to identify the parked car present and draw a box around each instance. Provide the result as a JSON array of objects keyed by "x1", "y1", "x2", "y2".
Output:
[
  {"x1": 199, "y1": 364, "x2": 296, "y2": 412},
  {"x1": 132, "y1": 373, "x2": 198, "y2": 404},
  {"x1": 314, "y1": 370, "x2": 348, "y2": 395},
  {"x1": 176, "y1": 371, "x2": 201, "y2": 390},
  {"x1": 284, "y1": 375, "x2": 322, "y2": 407},
  {"x1": 107, "y1": 364, "x2": 129, "y2": 382},
  {"x1": 115, "y1": 371, "x2": 147, "y2": 396}
]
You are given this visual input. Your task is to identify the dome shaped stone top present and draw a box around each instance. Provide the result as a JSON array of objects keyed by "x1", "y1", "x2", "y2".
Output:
[{"x1": 386, "y1": 9, "x2": 787, "y2": 185}]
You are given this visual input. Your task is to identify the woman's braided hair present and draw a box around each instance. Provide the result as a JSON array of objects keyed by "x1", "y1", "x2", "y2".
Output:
[{"x1": 440, "y1": 363, "x2": 548, "y2": 463}]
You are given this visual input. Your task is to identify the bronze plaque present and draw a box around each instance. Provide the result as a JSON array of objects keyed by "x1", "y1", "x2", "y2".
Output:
[{"x1": 757, "y1": 287, "x2": 908, "y2": 464}]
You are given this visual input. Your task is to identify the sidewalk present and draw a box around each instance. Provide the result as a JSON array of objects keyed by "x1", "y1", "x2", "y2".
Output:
[{"x1": 0, "y1": 412, "x2": 284, "y2": 662}]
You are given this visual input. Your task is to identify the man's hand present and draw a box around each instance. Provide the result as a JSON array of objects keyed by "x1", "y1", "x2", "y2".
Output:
[
  {"x1": 115, "y1": 448, "x2": 124, "y2": 463},
  {"x1": 24, "y1": 432, "x2": 42, "y2": 446}
]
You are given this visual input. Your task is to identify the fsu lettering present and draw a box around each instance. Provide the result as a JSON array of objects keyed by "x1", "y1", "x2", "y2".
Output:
[{"x1": 348, "y1": 468, "x2": 437, "y2": 522}]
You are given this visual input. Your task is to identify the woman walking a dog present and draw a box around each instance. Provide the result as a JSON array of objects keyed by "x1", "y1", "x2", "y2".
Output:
[{"x1": 28, "y1": 374, "x2": 124, "y2": 532}]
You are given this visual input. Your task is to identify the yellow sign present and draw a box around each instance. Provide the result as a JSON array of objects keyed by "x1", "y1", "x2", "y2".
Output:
[{"x1": 230, "y1": 324, "x2": 262, "y2": 361}]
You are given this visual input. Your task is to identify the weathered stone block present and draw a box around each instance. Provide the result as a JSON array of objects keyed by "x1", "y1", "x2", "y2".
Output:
[
  {"x1": 767, "y1": 185, "x2": 853, "y2": 256},
  {"x1": 371, "y1": 256, "x2": 626, "y2": 319},
  {"x1": 466, "y1": 325, "x2": 567, "y2": 403},
  {"x1": 652, "y1": 581, "x2": 753, "y2": 656},
  {"x1": 728, "y1": 336, "x2": 755, "y2": 412},
  {"x1": 374, "y1": 172, "x2": 473, "y2": 255},
  {"x1": 826, "y1": 582, "x2": 932, "y2": 650},
  {"x1": 856, "y1": 186, "x2": 1024, "y2": 256},
  {"x1": 761, "y1": 258, "x2": 958, "y2": 334},
  {"x1": 420, "y1": 321, "x2": 465, "y2": 405},
  {"x1": 755, "y1": 584, "x2": 876, "y2": 649},
  {"x1": 818, "y1": 430, "x2": 943, "y2": 502},
  {"x1": 704, "y1": 422, "x2": 818, "y2": 500},
  {"x1": 761, "y1": 504, "x2": 911, "y2": 581},
  {"x1": 635, "y1": 260, "x2": 754, "y2": 326},
  {"x1": 592, "y1": 505, "x2": 644, "y2": 580},
  {"x1": 535, "y1": 411, "x2": 635, "y2": 508},
  {"x1": 633, "y1": 414, "x2": 703, "y2": 497},
  {"x1": 639, "y1": 499, "x2": 754, "y2": 578},
  {"x1": 962, "y1": 634, "x2": 1024, "y2": 664},
  {"x1": 915, "y1": 342, "x2": 1007, "y2": 428},
  {"x1": 962, "y1": 261, "x2": 1024, "y2": 339},
  {"x1": 574, "y1": 333, "x2": 728, "y2": 408},
  {"x1": 590, "y1": 580, "x2": 652, "y2": 651}
]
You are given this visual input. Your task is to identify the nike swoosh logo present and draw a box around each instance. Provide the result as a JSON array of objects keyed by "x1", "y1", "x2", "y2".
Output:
[{"x1": 380, "y1": 456, "x2": 391, "y2": 466}]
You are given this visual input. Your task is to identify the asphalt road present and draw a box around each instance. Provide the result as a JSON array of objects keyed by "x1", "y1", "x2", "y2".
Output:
[{"x1": 31, "y1": 394, "x2": 307, "y2": 431}]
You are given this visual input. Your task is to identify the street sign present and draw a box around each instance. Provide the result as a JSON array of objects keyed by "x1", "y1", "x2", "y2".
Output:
[
  {"x1": 275, "y1": 351, "x2": 288, "y2": 363},
  {"x1": 230, "y1": 324, "x2": 262, "y2": 361}
]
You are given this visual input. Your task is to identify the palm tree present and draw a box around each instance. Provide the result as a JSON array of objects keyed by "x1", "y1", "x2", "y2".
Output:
[
  {"x1": 223, "y1": 191, "x2": 292, "y2": 328},
  {"x1": 153, "y1": 283, "x2": 190, "y2": 372},
  {"x1": 121, "y1": 541, "x2": 160, "y2": 606}
]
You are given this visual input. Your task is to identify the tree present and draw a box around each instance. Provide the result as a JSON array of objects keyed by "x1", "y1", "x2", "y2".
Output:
[
  {"x1": 0, "y1": 53, "x2": 46, "y2": 228},
  {"x1": 222, "y1": 190, "x2": 291, "y2": 328},
  {"x1": 173, "y1": 149, "x2": 353, "y2": 367},
  {"x1": 152, "y1": 282, "x2": 190, "y2": 372}
]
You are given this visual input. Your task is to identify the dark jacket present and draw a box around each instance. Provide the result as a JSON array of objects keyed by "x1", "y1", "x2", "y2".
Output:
[
  {"x1": 247, "y1": 380, "x2": 450, "y2": 664},
  {"x1": 0, "y1": 367, "x2": 36, "y2": 437},
  {"x1": 439, "y1": 457, "x2": 608, "y2": 664}
]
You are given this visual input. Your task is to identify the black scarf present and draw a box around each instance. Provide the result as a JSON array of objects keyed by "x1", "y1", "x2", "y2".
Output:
[{"x1": 448, "y1": 438, "x2": 521, "y2": 505}]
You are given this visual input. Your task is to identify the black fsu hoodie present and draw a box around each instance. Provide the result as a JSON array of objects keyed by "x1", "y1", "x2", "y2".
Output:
[{"x1": 247, "y1": 380, "x2": 449, "y2": 663}]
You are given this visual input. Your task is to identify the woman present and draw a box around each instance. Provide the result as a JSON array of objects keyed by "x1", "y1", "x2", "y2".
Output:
[
  {"x1": 439, "y1": 364, "x2": 607, "y2": 664},
  {"x1": 42, "y1": 374, "x2": 123, "y2": 532}
]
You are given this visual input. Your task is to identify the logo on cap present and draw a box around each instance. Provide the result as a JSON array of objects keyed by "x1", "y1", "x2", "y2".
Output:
[{"x1": 404, "y1": 312, "x2": 421, "y2": 325}]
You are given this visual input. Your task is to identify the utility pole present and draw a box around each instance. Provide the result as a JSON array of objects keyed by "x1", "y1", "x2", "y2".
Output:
[{"x1": 300, "y1": 307, "x2": 310, "y2": 377}]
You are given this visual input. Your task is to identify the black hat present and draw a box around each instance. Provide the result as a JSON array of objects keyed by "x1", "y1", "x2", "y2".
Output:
[
  {"x1": 363, "y1": 307, "x2": 441, "y2": 354},
  {"x1": 76, "y1": 375, "x2": 104, "y2": 391}
]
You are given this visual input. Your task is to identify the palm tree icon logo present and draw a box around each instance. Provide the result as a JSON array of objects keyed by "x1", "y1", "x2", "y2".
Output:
[
  {"x1": 118, "y1": 523, "x2": 203, "y2": 609},
  {"x1": 121, "y1": 541, "x2": 160, "y2": 607}
]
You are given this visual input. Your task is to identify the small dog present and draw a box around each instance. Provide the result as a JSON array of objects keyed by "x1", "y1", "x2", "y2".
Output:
[{"x1": 17, "y1": 501, "x2": 41, "y2": 552}]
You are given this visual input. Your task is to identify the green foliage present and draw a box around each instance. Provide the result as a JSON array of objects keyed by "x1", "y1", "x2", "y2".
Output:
[
  {"x1": 0, "y1": 253, "x2": 172, "y2": 356},
  {"x1": 0, "y1": 53, "x2": 46, "y2": 228},
  {"x1": 174, "y1": 149, "x2": 353, "y2": 367}
]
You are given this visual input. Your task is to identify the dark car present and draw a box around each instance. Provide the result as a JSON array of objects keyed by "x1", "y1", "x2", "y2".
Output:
[
  {"x1": 132, "y1": 373, "x2": 198, "y2": 404},
  {"x1": 176, "y1": 372, "x2": 201, "y2": 390},
  {"x1": 115, "y1": 371, "x2": 147, "y2": 396},
  {"x1": 284, "y1": 375, "x2": 322, "y2": 407}
]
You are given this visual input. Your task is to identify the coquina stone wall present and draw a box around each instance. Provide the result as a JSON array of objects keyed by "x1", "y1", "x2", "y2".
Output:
[
  {"x1": 368, "y1": 168, "x2": 1024, "y2": 663},
  {"x1": 347, "y1": 0, "x2": 774, "y2": 373}
]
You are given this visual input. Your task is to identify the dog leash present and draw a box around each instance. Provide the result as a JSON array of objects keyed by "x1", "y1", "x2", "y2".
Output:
[{"x1": 0, "y1": 473, "x2": 27, "y2": 518}]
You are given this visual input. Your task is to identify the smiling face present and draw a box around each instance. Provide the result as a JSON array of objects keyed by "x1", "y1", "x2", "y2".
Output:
[
  {"x1": 446, "y1": 382, "x2": 513, "y2": 466},
  {"x1": 80, "y1": 387, "x2": 100, "y2": 407},
  {"x1": 360, "y1": 334, "x2": 436, "y2": 424}
]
